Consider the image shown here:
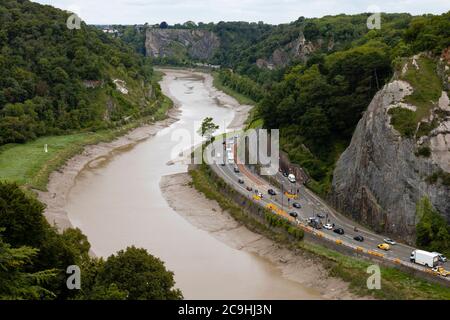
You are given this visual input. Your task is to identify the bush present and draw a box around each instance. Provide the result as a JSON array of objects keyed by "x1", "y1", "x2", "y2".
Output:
[
  {"x1": 388, "y1": 107, "x2": 417, "y2": 137},
  {"x1": 415, "y1": 146, "x2": 431, "y2": 157}
]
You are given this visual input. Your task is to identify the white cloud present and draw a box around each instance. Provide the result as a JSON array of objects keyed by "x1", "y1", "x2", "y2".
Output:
[{"x1": 32, "y1": 0, "x2": 449, "y2": 25}]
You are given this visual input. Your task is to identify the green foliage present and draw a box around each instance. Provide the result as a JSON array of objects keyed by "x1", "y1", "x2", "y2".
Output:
[
  {"x1": 403, "y1": 12, "x2": 450, "y2": 54},
  {"x1": 0, "y1": 229, "x2": 57, "y2": 300},
  {"x1": 388, "y1": 107, "x2": 417, "y2": 138},
  {"x1": 0, "y1": 182, "x2": 46, "y2": 246},
  {"x1": 401, "y1": 56, "x2": 443, "y2": 121},
  {"x1": 426, "y1": 170, "x2": 450, "y2": 187},
  {"x1": 0, "y1": 183, "x2": 183, "y2": 300},
  {"x1": 416, "y1": 197, "x2": 450, "y2": 256},
  {"x1": 0, "y1": 0, "x2": 161, "y2": 145},
  {"x1": 216, "y1": 70, "x2": 264, "y2": 103},
  {"x1": 198, "y1": 117, "x2": 219, "y2": 141},
  {"x1": 264, "y1": 212, "x2": 304, "y2": 240},
  {"x1": 415, "y1": 146, "x2": 431, "y2": 157},
  {"x1": 92, "y1": 246, "x2": 183, "y2": 300}
]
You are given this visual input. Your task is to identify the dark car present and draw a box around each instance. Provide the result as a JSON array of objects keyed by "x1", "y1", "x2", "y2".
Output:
[
  {"x1": 246, "y1": 186, "x2": 253, "y2": 191},
  {"x1": 353, "y1": 235, "x2": 364, "y2": 242},
  {"x1": 234, "y1": 166, "x2": 240, "y2": 173},
  {"x1": 282, "y1": 172, "x2": 289, "y2": 177},
  {"x1": 293, "y1": 202, "x2": 301, "y2": 209},
  {"x1": 268, "y1": 189, "x2": 277, "y2": 196},
  {"x1": 317, "y1": 213, "x2": 326, "y2": 219},
  {"x1": 333, "y1": 228, "x2": 345, "y2": 235},
  {"x1": 238, "y1": 179, "x2": 244, "y2": 184},
  {"x1": 289, "y1": 212, "x2": 298, "y2": 218}
]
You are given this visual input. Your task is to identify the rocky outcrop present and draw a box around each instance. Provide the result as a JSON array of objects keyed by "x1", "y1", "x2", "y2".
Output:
[
  {"x1": 145, "y1": 28, "x2": 219, "y2": 60},
  {"x1": 256, "y1": 32, "x2": 333, "y2": 68},
  {"x1": 330, "y1": 72, "x2": 450, "y2": 244}
]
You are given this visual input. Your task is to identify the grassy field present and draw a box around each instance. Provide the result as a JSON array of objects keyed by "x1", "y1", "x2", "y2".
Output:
[
  {"x1": 189, "y1": 163, "x2": 450, "y2": 300},
  {"x1": 0, "y1": 121, "x2": 149, "y2": 191}
]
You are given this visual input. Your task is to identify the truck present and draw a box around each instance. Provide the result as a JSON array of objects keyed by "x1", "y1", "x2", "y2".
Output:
[
  {"x1": 308, "y1": 217, "x2": 322, "y2": 230},
  {"x1": 410, "y1": 250, "x2": 439, "y2": 267}
]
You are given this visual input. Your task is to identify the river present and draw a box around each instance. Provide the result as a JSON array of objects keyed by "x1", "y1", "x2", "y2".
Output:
[{"x1": 66, "y1": 69, "x2": 321, "y2": 299}]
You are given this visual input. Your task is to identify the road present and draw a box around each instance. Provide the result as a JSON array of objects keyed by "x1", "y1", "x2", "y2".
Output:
[{"x1": 206, "y1": 138, "x2": 450, "y2": 279}]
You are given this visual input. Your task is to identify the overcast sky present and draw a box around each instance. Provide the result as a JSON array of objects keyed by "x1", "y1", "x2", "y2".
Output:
[{"x1": 33, "y1": 0, "x2": 450, "y2": 25}]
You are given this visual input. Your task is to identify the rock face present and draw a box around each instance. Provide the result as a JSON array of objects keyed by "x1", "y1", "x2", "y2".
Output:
[
  {"x1": 256, "y1": 32, "x2": 333, "y2": 68},
  {"x1": 330, "y1": 78, "x2": 450, "y2": 244},
  {"x1": 145, "y1": 28, "x2": 219, "y2": 60}
]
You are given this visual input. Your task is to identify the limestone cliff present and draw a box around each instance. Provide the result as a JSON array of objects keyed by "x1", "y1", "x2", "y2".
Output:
[
  {"x1": 330, "y1": 54, "x2": 450, "y2": 244},
  {"x1": 145, "y1": 28, "x2": 219, "y2": 61},
  {"x1": 256, "y1": 32, "x2": 334, "y2": 69}
]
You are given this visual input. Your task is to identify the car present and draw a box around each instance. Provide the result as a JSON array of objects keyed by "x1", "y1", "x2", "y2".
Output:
[
  {"x1": 432, "y1": 252, "x2": 447, "y2": 263},
  {"x1": 233, "y1": 166, "x2": 240, "y2": 173},
  {"x1": 333, "y1": 228, "x2": 344, "y2": 235},
  {"x1": 293, "y1": 202, "x2": 301, "y2": 209},
  {"x1": 238, "y1": 178, "x2": 244, "y2": 184},
  {"x1": 246, "y1": 186, "x2": 253, "y2": 191},
  {"x1": 257, "y1": 192, "x2": 263, "y2": 198},
  {"x1": 377, "y1": 243, "x2": 390, "y2": 251},
  {"x1": 317, "y1": 213, "x2": 326, "y2": 219},
  {"x1": 220, "y1": 163, "x2": 226, "y2": 166},
  {"x1": 282, "y1": 172, "x2": 289, "y2": 177},
  {"x1": 323, "y1": 223, "x2": 333, "y2": 230},
  {"x1": 268, "y1": 189, "x2": 277, "y2": 196},
  {"x1": 288, "y1": 174, "x2": 296, "y2": 183},
  {"x1": 353, "y1": 235, "x2": 364, "y2": 242},
  {"x1": 383, "y1": 238, "x2": 396, "y2": 245},
  {"x1": 289, "y1": 212, "x2": 298, "y2": 218}
]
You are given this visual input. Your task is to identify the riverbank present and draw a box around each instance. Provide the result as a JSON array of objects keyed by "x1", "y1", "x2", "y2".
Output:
[
  {"x1": 36, "y1": 108, "x2": 180, "y2": 231},
  {"x1": 160, "y1": 172, "x2": 363, "y2": 300},
  {"x1": 33, "y1": 68, "x2": 250, "y2": 232},
  {"x1": 157, "y1": 68, "x2": 253, "y2": 130}
]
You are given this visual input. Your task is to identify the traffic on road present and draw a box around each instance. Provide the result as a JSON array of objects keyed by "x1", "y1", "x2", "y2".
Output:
[{"x1": 207, "y1": 136, "x2": 450, "y2": 280}]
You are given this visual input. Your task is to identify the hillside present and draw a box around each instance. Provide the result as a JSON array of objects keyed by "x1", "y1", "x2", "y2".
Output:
[{"x1": 0, "y1": 0, "x2": 165, "y2": 146}]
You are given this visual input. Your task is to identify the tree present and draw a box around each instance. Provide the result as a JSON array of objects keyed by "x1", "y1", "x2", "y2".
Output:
[
  {"x1": 0, "y1": 229, "x2": 57, "y2": 300},
  {"x1": 95, "y1": 246, "x2": 183, "y2": 300},
  {"x1": 0, "y1": 182, "x2": 46, "y2": 247},
  {"x1": 198, "y1": 117, "x2": 219, "y2": 142},
  {"x1": 416, "y1": 197, "x2": 450, "y2": 255},
  {"x1": 159, "y1": 21, "x2": 168, "y2": 29}
]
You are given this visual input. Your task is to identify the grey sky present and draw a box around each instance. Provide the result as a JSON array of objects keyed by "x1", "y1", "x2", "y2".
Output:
[{"x1": 33, "y1": 0, "x2": 450, "y2": 25}]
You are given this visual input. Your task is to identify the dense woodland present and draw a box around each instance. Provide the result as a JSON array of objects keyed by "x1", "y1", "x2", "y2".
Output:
[{"x1": 0, "y1": 0, "x2": 165, "y2": 146}]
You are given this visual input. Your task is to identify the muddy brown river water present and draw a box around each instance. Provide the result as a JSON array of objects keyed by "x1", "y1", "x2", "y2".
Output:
[{"x1": 66, "y1": 70, "x2": 322, "y2": 299}]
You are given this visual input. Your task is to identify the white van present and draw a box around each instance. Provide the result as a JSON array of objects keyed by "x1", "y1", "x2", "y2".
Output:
[{"x1": 288, "y1": 174, "x2": 296, "y2": 183}]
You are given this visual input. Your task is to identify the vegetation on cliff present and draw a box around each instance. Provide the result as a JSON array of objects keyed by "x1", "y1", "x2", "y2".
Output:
[{"x1": 416, "y1": 197, "x2": 450, "y2": 256}]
